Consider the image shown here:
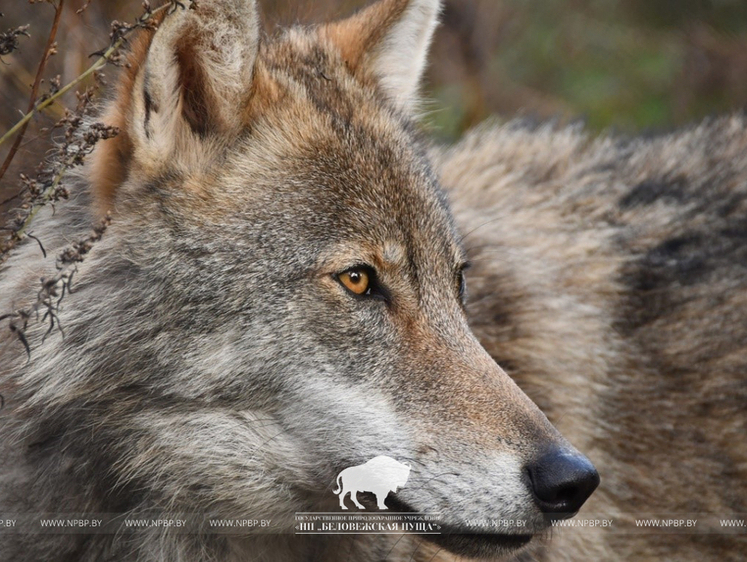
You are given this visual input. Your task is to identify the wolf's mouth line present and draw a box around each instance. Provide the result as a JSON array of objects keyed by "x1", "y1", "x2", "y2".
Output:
[
  {"x1": 385, "y1": 496, "x2": 538, "y2": 542},
  {"x1": 428, "y1": 530, "x2": 534, "y2": 553}
]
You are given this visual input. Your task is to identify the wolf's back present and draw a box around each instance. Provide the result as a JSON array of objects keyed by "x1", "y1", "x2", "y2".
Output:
[{"x1": 438, "y1": 115, "x2": 747, "y2": 560}]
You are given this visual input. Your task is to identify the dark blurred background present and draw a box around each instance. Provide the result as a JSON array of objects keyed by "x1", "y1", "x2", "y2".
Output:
[{"x1": 3, "y1": 0, "x2": 747, "y2": 205}]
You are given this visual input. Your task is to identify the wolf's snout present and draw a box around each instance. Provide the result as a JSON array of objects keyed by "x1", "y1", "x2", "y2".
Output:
[{"x1": 526, "y1": 450, "x2": 599, "y2": 516}]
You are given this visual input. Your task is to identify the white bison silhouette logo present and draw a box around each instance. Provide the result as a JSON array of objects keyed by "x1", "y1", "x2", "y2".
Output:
[{"x1": 333, "y1": 456, "x2": 411, "y2": 510}]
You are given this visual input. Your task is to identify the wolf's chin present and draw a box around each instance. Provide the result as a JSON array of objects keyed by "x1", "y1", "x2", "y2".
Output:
[
  {"x1": 428, "y1": 531, "x2": 534, "y2": 558},
  {"x1": 386, "y1": 497, "x2": 536, "y2": 557}
]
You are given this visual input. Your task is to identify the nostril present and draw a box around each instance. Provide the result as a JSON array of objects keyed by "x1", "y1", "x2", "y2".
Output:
[
  {"x1": 536, "y1": 481, "x2": 580, "y2": 506},
  {"x1": 526, "y1": 450, "x2": 600, "y2": 516}
]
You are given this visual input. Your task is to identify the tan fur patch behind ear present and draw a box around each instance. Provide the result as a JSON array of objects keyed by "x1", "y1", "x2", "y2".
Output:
[{"x1": 88, "y1": 11, "x2": 165, "y2": 217}]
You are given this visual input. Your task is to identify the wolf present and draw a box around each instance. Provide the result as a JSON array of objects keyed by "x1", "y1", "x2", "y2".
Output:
[{"x1": 0, "y1": 0, "x2": 600, "y2": 561}]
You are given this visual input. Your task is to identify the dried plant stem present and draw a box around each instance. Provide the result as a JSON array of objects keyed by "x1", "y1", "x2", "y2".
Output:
[
  {"x1": 0, "y1": 0, "x2": 172, "y2": 263},
  {"x1": 0, "y1": 0, "x2": 65, "y2": 184},
  {"x1": 2, "y1": 212, "x2": 112, "y2": 357},
  {"x1": 0, "y1": 2, "x2": 172, "y2": 152},
  {"x1": 2, "y1": 39, "x2": 124, "y2": 249},
  {"x1": 0, "y1": 40, "x2": 118, "y2": 151},
  {"x1": 11, "y1": 167, "x2": 66, "y2": 243}
]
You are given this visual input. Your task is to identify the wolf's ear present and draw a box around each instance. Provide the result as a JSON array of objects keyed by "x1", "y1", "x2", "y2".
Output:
[
  {"x1": 90, "y1": 0, "x2": 259, "y2": 206},
  {"x1": 132, "y1": 0, "x2": 259, "y2": 159},
  {"x1": 324, "y1": 0, "x2": 441, "y2": 113}
]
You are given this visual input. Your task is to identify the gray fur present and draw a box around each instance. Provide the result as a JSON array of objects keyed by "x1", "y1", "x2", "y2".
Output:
[
  {"x1": 2, "y1": 0, "x2": 743, "y2": 561},
  {"x1": 441, "y1": 116, "x2": 747, "y2": 560}
]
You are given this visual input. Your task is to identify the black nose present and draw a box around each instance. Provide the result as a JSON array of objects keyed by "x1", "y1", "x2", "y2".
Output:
[{"x1": 527, "y1": 449, "x2": 599, "y2": 516}]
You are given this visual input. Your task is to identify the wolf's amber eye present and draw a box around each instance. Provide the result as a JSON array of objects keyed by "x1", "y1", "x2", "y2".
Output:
[{"x1": 338, "y1": 269, "x2": 371, "y2": 295}]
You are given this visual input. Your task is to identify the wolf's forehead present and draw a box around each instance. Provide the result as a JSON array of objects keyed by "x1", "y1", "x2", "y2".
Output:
[
  {"x1": 382, "y1": 240, "x2": 406, "y2": 264},
  {"x1": 260, "y1": 30, "x2": 406, "y2": 132},
  {"x1": 233, "y1": 31, "x2": 462, "y2": 258}
]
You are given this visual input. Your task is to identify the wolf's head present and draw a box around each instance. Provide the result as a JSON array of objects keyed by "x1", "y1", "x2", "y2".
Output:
[{"x1": 51, "y1": 0, "x2": 600, "y2": 557}]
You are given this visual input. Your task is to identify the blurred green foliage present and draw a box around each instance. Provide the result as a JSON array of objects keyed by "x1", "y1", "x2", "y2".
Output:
[
  {"x1": 424, "y1": 0, "x2": 747, "y2": 139},
  {"x1": 3, "y1": 0, "x2": 747, "y2": 146}
]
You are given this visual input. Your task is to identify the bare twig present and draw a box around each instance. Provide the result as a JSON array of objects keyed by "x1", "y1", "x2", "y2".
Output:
[
  {"x1": 0, "y1": 1, "x2": 169, "y2": 151},
  {"x1": 1, "y1": 1, "x2": 175, "y2": 351},
  {"x1": 0, "y1": 40, "x2": 115, "y2": 150},
  {"x1": 25, "y1": 232, "x2": 46, "y2": 258},
  {"x1": 2, "y1": 100, "x2": 119, "y2": 260},
  {"x1": 3, "y1": 213, "x2": 112, "y2": 356},
  {"x1": 0, "y1": 23, "x2": 30, "y2": 58},
  {"x1": 75, "y1": 0, "x2": 93, "y2": 15},
  {"x1": 1, "y1": 1, "x2": 171, "y2": 260},
  {"x1": 0, "y1": 0, "x2": 65, "y2": 184}
]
